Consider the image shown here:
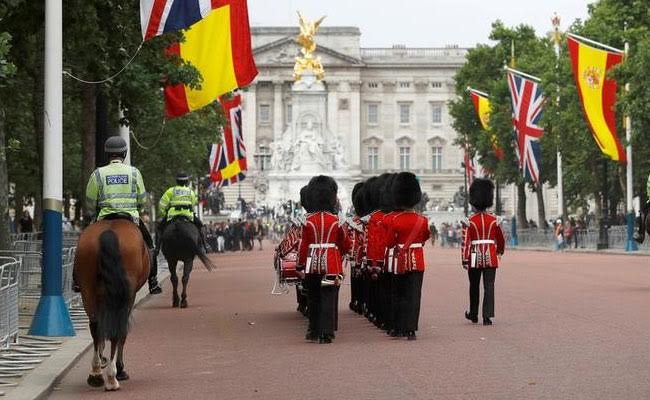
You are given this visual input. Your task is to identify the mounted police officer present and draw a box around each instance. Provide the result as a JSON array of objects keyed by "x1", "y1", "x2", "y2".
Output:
[
  {"x1": 83, "y1": 136, "x2": 162, "y2": 294},
  {"x1": 154, "y1": 172, "x2": 208, "y2": 255}
]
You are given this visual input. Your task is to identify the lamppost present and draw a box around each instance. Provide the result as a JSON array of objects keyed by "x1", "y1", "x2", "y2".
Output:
[{"x1": 552, "y1": 13, "x2": 565, "y2": 220}]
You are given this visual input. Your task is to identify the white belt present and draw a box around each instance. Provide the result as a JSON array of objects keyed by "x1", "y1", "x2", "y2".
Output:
[
  {"x1": 471, "y1": 240, "x2": 495, "y2": 245},
  {"x1": 397, "y1": 243, "x2": 424, "y2": 249},
  {"x1": 309, "y1": 243, "x2": 336, "y2": 249}
]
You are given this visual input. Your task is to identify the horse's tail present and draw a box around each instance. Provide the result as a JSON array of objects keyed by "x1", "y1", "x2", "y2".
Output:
[
  {"x1": 96, "y1": 229, "x2": 131, "y2": 341},
  {"x1": 193, "y1": 242, "x2": 216, "y2": 272}
]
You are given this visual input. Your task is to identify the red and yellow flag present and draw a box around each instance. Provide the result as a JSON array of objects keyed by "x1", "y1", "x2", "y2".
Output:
[
  {"x1": 469, "y1": 88, "x2": 504, "y2": 160},
  {"x1": 567, "y1": 34, "x2": 626, "y2": 163},
  {"x1": 165, "y1": 0, "x2": 258, "y2": 119}
]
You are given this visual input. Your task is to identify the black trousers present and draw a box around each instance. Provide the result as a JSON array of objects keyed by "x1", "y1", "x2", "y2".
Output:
[
  {"x1": 468, "y1": 268, "x2": 496, "y2": 319},
  {"x1": 319, "y1": 285, "x2": 339, "y2": 337},
  {"x1": 305, "y1": 275, "x2": 322, "y2": 334},
  {"x1": 395, "y1": 272, "x2": 424, "y2": 332}
]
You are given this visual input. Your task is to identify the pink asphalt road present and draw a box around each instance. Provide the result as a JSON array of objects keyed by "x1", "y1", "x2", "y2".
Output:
[{"x1": 51, "y1": 245, "x2": 650, "y2": 400}]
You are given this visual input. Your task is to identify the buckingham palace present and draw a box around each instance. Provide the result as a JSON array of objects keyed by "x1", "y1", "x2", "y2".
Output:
[{"x1": 224, "y1": 25, "x2": 556, "y2": 219}]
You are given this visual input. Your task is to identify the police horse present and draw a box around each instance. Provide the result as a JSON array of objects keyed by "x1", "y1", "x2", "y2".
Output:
[
  {"x1": 160, "y1": 217, "x2": 215, "y2": 308},
  {"x1": 74, "y1": 219, "x2": 150, "y2": 391}
]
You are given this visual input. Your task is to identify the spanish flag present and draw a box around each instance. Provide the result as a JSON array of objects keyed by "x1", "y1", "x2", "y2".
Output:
[
  {"x1": 165, "y1": 0, "x2": 257, "y2": 119},
  {"x1": 469, "y1": 88, "x2": 504, "y2": 160},
  {"x1": 567, "y1": 34, "x2": 626, "y2": 163}
]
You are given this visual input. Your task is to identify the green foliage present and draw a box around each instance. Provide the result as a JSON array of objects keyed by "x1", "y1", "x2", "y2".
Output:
[{"x1": 1, "y1": 0, "x2": 226, "y2": 223}]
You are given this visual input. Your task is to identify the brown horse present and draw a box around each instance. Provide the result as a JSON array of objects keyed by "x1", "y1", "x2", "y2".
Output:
[{"x1": 74, "y1": 219, "x2": 150, "y2": 391}]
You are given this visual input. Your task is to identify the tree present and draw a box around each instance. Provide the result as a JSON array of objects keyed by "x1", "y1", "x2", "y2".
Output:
[{"x1": 0, "y1": 31, "x2": 17, "y2": 249}]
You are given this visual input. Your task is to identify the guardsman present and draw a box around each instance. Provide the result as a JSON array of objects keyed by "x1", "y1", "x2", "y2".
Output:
[
  {"x1": 84, "y1": 136, "x2": 161, "y2": 294},
  {"x1": 461, "y1": 178, "x2": 505, "y2": 326},
  {"x1": 345, "y1": 182, "x2": 367, "y2": 314},
  {"x1": 634, "y1": 173, "x2": 650, "y2": 243},
  {"x1": 297, "y1": 176, "x2": 351, "y2": 344},
  {"x1": 378, "y1": 174, "x2": 398, "y2": 334},
  {"x1": 156, "y1": 172, "x2": 208, "y2": 254},
  {"x1": 385, "y1": 172, "x2": 430, "y2": 340}
]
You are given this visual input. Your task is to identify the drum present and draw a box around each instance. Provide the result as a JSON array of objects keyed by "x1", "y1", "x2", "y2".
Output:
[{"x1": 279, "y1": 252, "x2": 300, "y2": 283}]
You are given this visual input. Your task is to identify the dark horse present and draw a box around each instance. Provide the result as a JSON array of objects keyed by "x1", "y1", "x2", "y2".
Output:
[
  {"x1": 74, "y1": 219, "x2": 150, "y2": 391},
  {"x1": 161, "y1": 217, "x2": 215, "y2": 308}
]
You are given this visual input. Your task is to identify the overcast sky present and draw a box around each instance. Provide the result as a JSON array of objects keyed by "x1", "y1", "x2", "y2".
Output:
[{"x1": 249, "y1": 0, "x2": 595, "y2": 48}]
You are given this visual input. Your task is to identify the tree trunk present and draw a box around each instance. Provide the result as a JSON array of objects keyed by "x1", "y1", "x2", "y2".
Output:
[
  {"x1": 63, "y1": 191, "x2": 70, "y2": 220},
  {"x1": 80, "y1": 84, "x2": 96, "y2": 217},
  {"x1": 14, "y1": 186, "x2": 23, "y2": 227},
  {"x1": 536, "y1": 184, "x2": 547, "y2": 229},
  {"x1": 594, "y1": 191, "x2": 602, "y2": 229},
  {"x1": 0, "y1": 109, "x2": 12, "y2": 249},
  {"x1": 517, "y1": 182, "x2": 528, "y2": 229}
]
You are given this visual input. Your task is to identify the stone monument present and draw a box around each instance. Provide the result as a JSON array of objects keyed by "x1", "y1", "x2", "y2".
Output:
[{"x1": 266, "y1": 12, "x2": 353, "y2": 209}]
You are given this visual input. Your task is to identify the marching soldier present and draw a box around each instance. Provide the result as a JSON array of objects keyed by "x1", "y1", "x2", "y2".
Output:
[
  {"x1": 363, "y1": 176, "x2": 385, "y2": 325},
  {"x1": 345, "y1": 182, "x2": 367, "y2": 314},
  {"x1": 378, "y1": 174, "x2": 398, "y2": 333},
  {"x1": 385, "y1": 172, "x2": 430, "y2": 340},
  {"x1": 297, "y1": 176, "x2": 351, "y2": 344},
  {"x1": 461, "y1": 178, "x2": 505, "y2": 326},
  {"x1": 83, "y1": 136, "x2": 161, "y2": 294}
]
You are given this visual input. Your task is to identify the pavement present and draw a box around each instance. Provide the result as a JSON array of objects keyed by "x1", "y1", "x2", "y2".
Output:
[{"x1": 34, "y1": 244, "x2": 650, "y2": 400}]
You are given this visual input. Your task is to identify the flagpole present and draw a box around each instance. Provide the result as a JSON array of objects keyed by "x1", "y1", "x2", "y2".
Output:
[
  {"x1": 624, "y1": 33, "x2": 638, "y2": 251},
  {"x1": 29, "y1": 0, "x2": 75, "y2": 336},
  {"x1": 552, "y1": 13, "x2": 565, "y2": 220}
]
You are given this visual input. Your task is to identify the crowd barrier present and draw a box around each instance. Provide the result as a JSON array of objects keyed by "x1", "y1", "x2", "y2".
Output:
[
  {"x1": 505, "y1": 226, "x2": 650, "y2": 252},
  {"x1": 0, "y1": 257, "x2": 20, "y2": 349}
]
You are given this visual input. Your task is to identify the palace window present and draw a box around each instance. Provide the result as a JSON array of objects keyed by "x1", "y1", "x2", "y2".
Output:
[
  {"x1": 367, "y1": 147, "x2": 379, "y2": 170},
  {"x1": 432, "y1": 146, "x2": 443, "y2": 172},
  {"x1": 431, "y1": 104, "x2": 443, "y2": 124},
  {"x1": 399, "y1": 147, "x2": 411, "y2": 170},
  {"x1": 399, "y1": 103, "x2": 411, "y2": 125},
  {"x1": 367, "y1": 103, "x2": 379, "y2": 125},
  {"x1": 255, "y1": 145, "x2": 272, "y2": 171},
  {"x1": 258, "y1": 104, "x2": 270, "y2": 125}
]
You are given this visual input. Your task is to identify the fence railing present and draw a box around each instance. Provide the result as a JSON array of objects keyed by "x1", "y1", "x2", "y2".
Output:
[
  {"x1": 0, "y1": 257, "x2": 20, "y2": 349},
  {"x1": 504, "y1": 226, "x2": 650, "y2": 252}
]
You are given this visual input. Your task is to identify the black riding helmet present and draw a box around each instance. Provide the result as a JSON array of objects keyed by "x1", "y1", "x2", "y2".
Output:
[
  {"x1": 104, "y1": 136, "x2": 128, "y2": 159},
  {"x1": 176, "y1": 172, "x2": 190, "y2": 186}
]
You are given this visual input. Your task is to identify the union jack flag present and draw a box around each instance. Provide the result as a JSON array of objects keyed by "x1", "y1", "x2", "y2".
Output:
[
  {"x1": 506, "y1": 69, "x2": 545, "y2": 183},
  {"x1": 209, "y1": 92, "x2": 247, "y2": 187}
]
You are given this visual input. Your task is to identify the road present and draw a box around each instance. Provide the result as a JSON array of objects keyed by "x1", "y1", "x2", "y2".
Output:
[{"x1": 50, "y1": 245, "x2": 650, "y2": 400}]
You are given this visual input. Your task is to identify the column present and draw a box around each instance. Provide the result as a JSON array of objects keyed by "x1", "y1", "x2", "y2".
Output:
[
  {"x1": 348, "y1": 81, "x2": 362, "y2": 170},
  {"x1": 243, "y1": 84, "x2": 257, "y2": 169},
  {"x1": 272, "y1": 81, "x2": 284, "y2": 142},
  {"x1": 381, "y1": 81, "x2": 396, "y2": 169},
  {"x1": 414, "y1": 80, "x2": 429, "y2": 171}
]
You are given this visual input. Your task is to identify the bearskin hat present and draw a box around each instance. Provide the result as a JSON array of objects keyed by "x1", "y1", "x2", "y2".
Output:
[
  {"x1": 307, "y1": 175, "x2": 338, "y2": 213},
  {"x1": 363, "y1": 176, "x2": 380, "y2": 213},
  {"x1": 300, "y1": 185, "x2": 314, "y2": 213},
  {"x1": 392, "y1": 172, "x2": 422, "y2": 210},
  {"x1": 351, "y1": 182, "x2": 366, "y2": 217},
  {"x1": 378, "y1": 173, "x2": 397, "y2": 212},
  {"x1": 469, "y1": 178, "x2": 494, "y2": 212}
]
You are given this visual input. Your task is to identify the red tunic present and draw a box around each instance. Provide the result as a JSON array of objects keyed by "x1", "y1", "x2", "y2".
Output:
[
  {"x1": 298, "y1": 212, "x2": 351, "y2": 275},
  {"x1": 365, "y1": 210, "x2": 387, "y2": 268},
  {"x1": 385, "y1": 211, "x2": 430, "y2": 273},
  {"x1": 461, "y1": 212, "x2": 505, "y2": 269}
]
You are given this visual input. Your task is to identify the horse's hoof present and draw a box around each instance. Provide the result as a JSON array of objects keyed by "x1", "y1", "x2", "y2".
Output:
[
  {"x1": 87, "y1": 374, "x2": 104, "y2": 387},
  {"x1": 172, "y1": 298, "x2": 180, "y2": 308},
  {"x1": 180, "y1": 299, "x2": 188, "y2": 308},
  {"x1": 104, "y1": 384, "x2": 120, "y2": 392},
  {"x1": 116, "y1": 370, "x2": 130, "y2": 381}
]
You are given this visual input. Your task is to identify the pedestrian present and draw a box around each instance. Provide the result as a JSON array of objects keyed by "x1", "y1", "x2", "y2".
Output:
[
  {"x1": 429, "y1": 222, "x2": 438, "y2": 247},
  {"x1": 19, "y1": 210, "x2": 34, "y2": 233},
  {"x1": 461, "y1": 178, "x2": 505, "y2": 326},
  {"x1": 385, "y1": 172, "x2": 430, "y2": 340},
  {"x1": 216, "y1": 223, "x2": 225, "y2": 253},
  {"x1": 554, "y1": 219, "x2": 565, "y2": 251}
]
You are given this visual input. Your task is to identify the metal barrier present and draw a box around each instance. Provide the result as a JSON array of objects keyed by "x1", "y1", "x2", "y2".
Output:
[
  {"x1": 0, "y1": 257, "x2": 20, "y2": 349},
  {"x1": 506, "y1": 226, "x2": 650, "y2": 252}
]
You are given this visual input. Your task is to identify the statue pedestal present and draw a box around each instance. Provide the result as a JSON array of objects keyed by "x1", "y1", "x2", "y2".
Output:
[{"x1": 266, "y1": 72, "x2": 357, "y2": 209}]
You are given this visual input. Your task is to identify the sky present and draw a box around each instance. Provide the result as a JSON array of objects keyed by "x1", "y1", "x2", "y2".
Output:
[{"x1": 248, "y1": 0, "x2": 595, "y2": 48}]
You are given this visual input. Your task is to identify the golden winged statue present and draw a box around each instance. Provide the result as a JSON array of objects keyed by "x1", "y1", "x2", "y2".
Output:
[{"x1": 294, "y1": 11, "x2": 326, "y2": 81}]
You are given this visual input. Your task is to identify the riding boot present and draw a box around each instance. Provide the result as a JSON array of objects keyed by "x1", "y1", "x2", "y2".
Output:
[{"x1": 148, "y1": 249, "x2": 162, "y2": 294}]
